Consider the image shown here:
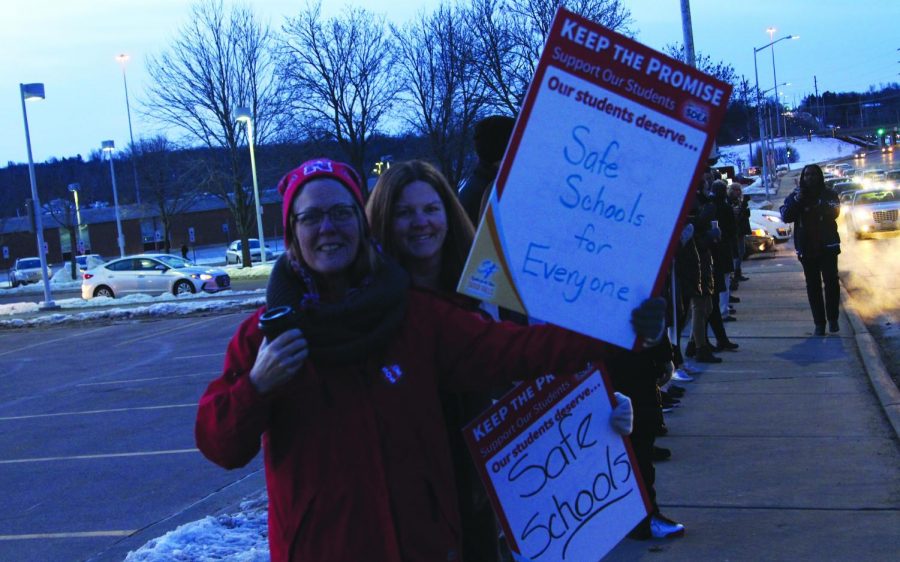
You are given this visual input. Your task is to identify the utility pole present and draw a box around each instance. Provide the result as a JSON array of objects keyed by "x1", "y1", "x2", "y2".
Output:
[{"x1": 680, "y1": 0, "x2": 696, "y2": 67}]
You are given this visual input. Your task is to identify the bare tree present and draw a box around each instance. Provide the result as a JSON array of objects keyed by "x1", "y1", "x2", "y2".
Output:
[
  {"x1": 142, "y1": 0, "x2": 288, "y2": 266},
  {"x1": 280, "y1": 1, "x2": 401, "y2": 192},
  {"x1": 393, "y1": 4, "x2": 487, "y2": 188},
  {"x1": 135, "y1": 137, "x2": 203, "y2": 254},
  {"x1": 470, "y1": 0, "x2": 632, "y2": 115},
  {"x1": 37, "y1": 158, "x2": 86, "y2": 280},
  {"x1": 663, "y1": 43, "x2": 738, "y2": 87}
]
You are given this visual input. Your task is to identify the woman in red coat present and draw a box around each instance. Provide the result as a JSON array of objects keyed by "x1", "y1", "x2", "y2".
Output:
[{"x1": 195, "y1": 158, "x2": 663, "y2": 561}]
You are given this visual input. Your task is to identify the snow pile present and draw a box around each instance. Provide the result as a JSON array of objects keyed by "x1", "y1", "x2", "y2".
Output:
[
  {"x1": 718, "y1": 137, "x2": 860, "y2": 171},
  {"x1": 125, "y1": 494, "x2": 269, "y2": 562},
  {"x1": 0, "y1": 294, "x2": 265, "y2": 327}
]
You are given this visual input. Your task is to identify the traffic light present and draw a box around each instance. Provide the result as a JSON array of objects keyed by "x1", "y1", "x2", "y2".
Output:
[{"x1": 877, "y1": 128, "x2": 885, "y2": 136}]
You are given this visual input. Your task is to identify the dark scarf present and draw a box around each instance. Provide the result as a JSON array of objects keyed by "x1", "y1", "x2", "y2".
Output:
[{"x1": 266, "y1": 250, "x2": 410, "y2": 366}]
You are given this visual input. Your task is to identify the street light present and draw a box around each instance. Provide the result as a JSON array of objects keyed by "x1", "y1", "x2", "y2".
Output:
[
  {"x1": 116, "y1": 54, "x2": 141, "y2": 205},
  {"x1": 19, "y1": 82, "x2": 58, "y2": 310},
  {"x1": 102, "y1": 140, "x2": 126, "y2": 258},
  {"x1": 68, "y1": 182, "x2": 84, "y2": 254},
  {"x1": 766, "y1": 28, "x2": 796, "y2": 167},
  {"x1": 753, "y1": 33, "x2": 798, "y2": 200},
  {"x1": 235, "y1": 106, "x2": 266, "y2": 265}
]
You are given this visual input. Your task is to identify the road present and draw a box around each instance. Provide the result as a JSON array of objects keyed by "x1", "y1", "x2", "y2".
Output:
[{"x1": 0, "y1": 314, "x2": 263, "y2": 561}]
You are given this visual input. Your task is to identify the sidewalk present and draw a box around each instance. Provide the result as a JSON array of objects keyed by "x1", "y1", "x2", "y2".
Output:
[{"x1": 605, "y1": 253, "x2": 900, "y2": 560}]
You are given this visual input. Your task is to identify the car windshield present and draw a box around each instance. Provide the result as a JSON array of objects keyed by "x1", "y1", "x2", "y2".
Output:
[
  {"x1": 855, "y1": 190, "x2": 898, "y2": 205},
  {"x1": 156, "y1": 255, "x2": 194, "y2": 268},
  {"x1": 18, "y1": 259, "x2": 41, "y2": 269}
]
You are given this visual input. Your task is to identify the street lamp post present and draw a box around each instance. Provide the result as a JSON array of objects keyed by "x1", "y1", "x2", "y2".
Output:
[
  {"x1": 19, "y1": 82, "x2": 58, "y2": 310},
  {"x1": 235, "y1": 107, "x2": 266, "y2": 265},
  {"x1": 116, "y1": 54, "x2": 141, "y2": 205},
  {"x1": 102, "y1": 140, "x2": 126, "y2": 258},
  {"x1": 753, "y1": 34, "x2": 797, "y2": 200},
  {"x1": 68, "y1": 182, "x2": 84, "y2": 255}
]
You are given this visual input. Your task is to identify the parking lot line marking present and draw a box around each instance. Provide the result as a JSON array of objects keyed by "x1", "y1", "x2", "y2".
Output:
[
  {"x1": 0, "y1": 326, "x2": 110, "y2": 358},
  {"x1": 77, "y1": 373, "x2": 217, "y2": 387},
  {"x1": 114, "y1": 317, "x2": 220, "y2": 347},
  {"x1": 0, "y1": 530, "x2": 136, "y2": 540},
  {"x1": 0, "y1": 448, "x2": 197, "y2": 464},
  {"x1": 0, "y1": 403, "x2": 195, "y2": 421},
  {"x1": 173, "y1": 353, "x2": 223, "y2": 359}
]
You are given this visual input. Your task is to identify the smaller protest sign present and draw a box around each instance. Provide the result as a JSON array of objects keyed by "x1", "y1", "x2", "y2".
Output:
[{"x1": 465, "y1": 369, "x2": 648, "y2": 561}]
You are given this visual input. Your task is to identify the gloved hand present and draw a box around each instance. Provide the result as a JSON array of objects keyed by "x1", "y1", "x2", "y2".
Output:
[
  {"x1": 679, "y1": 223, "x2": 694, "y2": 246},
  {"x1": 610, "y1": 392, "x2": 633, "y2": 435},
  {"x1": 657, "y1": 360, "x2": 675, "y2": 386},
  {"x1": 631, "y1": 297, "x2": 666, "y2": 344}
]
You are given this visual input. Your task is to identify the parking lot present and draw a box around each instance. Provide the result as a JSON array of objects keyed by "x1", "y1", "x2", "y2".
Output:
[{"x1": 0, "y1": 313, "x2": 263, "y2": 561}]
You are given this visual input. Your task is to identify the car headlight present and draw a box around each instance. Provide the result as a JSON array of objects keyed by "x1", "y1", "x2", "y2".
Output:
[
  {"x1": 854, "y1": 209, "x2": 870, "y2": 222},
  {"x1": 751, "y1": 228, "x2": 766, "y2": 237},
  {"x1": 199, "y1": 273, "x2": 213, "y2": 281}
]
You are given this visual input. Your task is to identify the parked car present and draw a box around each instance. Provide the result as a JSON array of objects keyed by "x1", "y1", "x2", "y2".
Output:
[
  {"x1": 749, "y1": 209, "x2": 792, "y2": 242},
  {"x1": 225, "y1": 238, "x2": 273, "y2": 265},
  {"x1": 52, "y1": 254, "x2": 106, "y2": 281},
  {"x1": 9, "y1": 257, "x2": 43, "y2": 287},
  {"x1": 81, "y1": 253, "x2": 231, "y2": 299},
  {"x1": 745, "y1": 224, "x2": 776, "y2": 256},
  {"x1": 846, "y1": 188, "x2": 900, "y2": 239}
]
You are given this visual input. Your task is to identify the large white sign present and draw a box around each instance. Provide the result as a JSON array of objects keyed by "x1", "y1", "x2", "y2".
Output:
[{"x1": 458, "y1": 8, "x2": 731, "y2": 349}]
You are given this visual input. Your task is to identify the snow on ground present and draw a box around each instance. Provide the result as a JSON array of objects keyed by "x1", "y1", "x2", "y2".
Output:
[
  {"x1": 717, "y1": 136, "x2": 860, "y2": 172},
  {"x1": 124, "y1": 494, "x2": 270, "y2": 562}
]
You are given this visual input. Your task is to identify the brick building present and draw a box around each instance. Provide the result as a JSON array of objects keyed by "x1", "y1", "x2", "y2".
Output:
[{"x1": 0, "y1": 191, "x2": 283, "y2": 270}]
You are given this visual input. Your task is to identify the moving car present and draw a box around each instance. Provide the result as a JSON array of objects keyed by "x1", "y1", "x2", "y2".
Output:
[
  {"x1": 846, "y1": 188, "x2": 900, "y2": 239},
  {"x1": 82, "y1": 253, "x2": 230, "y2": 299},
  {"x1": 832, "y1": 181, "x2": 864, "y2": 196},
  {"x1": 749, "y1": 209, "x2": 792, "y2": 242},
  {"x1": 9, "y1": 257, "x2": 43, "y2": 287},
  {"x1": 225, "y1": 238, "x2": 273, "y2": 265}
]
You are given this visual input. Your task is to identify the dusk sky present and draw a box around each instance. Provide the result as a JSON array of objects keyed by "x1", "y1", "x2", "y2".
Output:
[{"x1": 2, "y1": 0, "x2": 897, "y2": 167}]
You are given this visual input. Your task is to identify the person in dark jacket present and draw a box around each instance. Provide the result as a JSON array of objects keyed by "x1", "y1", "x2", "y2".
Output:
[
  {"x1": 196, "y1": 158, "x2": 662, "y2": 562},
  {"x1": 780, "y1": 164, "x2": 842, "y2": 335},
  {"x1": 458, "y1": 115, "x2": 515, "y2": 225}
]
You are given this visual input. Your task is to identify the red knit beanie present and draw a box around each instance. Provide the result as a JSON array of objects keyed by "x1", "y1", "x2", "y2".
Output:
[{"x1": 277, "y1": 158, "x2": 366, "y2": 249}]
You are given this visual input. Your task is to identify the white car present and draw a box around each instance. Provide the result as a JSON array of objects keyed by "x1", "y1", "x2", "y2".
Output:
[
  {"x1": 750, "y1": 209, "x2": 792, "y2": 242},
  {"x1": 10, "y1": 257, "x2": 43, "y2": 287},
  {"x1": 846, "y1": 188, "x2": 900, "y2": 239},
  {"x1": 225, "y1": 239, "x2": 273, "y2": 265},
  {"x1": 81, "y1": 253, "x2": 231, "y2": 299}
]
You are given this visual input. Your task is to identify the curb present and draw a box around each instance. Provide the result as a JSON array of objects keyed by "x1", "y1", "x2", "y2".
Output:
[{"x1": 839, "y1": 282, "x2": 900, "y2": 441}]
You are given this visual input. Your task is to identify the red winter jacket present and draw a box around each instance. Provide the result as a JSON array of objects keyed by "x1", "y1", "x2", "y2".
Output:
[{"x1": 195, "y1": 289, "x2": 612, "y2": 562}]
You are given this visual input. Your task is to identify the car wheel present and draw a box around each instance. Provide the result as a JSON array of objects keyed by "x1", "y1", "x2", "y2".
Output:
[
  {"x1": 174, "y1": 280, "x2": 195, "y2": 296},
  {"x1": 94, "y1": 286, "x2": 115, "y2": 298}
]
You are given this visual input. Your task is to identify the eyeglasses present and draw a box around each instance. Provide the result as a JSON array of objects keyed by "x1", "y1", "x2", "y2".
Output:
[{"x1": 293, "y1": 204, "x2": 357, "y2": 229}]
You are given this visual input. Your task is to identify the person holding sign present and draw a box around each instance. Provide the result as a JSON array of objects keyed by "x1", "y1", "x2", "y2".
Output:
[
  {"x1": 367, "y1": 160, "x2": 638, "y2": 559},
  {"x1": 196, "y1": 158, "x2": 660, "y2": 562}
]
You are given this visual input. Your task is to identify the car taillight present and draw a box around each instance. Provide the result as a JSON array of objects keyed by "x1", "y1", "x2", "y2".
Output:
[{"x1": 83, "y1": 273, "x2": 93, "y2": 279}]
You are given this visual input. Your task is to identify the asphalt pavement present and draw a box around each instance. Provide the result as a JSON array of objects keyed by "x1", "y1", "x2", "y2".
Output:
[{"x1": 603, "y1": 251, "x2": 900, "y2": 560}]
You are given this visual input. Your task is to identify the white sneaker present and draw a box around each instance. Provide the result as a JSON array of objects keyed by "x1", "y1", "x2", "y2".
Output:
[{"x1": 672, "y1": 368, "x2": 694, "y2": 382}]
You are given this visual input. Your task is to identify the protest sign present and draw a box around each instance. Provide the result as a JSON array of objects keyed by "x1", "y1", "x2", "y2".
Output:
[
  {"x1": 465, "y1": 369, "x2": 648, "y2": 561},
  {"x1": 457, "y1": 7, "x2": 732, "y2": 349}
]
